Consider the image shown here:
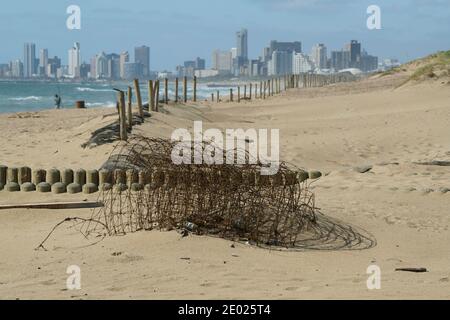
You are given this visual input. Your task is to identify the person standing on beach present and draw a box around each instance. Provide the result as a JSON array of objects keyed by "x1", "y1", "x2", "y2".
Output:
[{"x1": 55, "y1": 94, "x2": 62, "y2": 109}]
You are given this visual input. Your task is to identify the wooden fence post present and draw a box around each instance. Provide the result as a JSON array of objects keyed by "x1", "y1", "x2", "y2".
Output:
[
  {"x1": 183, "y1": 76, "x2": 187, "y2": 103},
  {"x1": 117, "y1": 91, "x2": 127, "y2": 141},
  {"x1": 237, "y1": 86, "x2": 241, "y2": 103},
  {"x1": 230, "y1": 88, "x2": 233, "y2": 102},
  {"x1": 127, "y1": 86, "x2": 133, "y2": 130},
  {"x1": 148, "y1": 80, "x2": 154, "y2": 111},
  {"x1": 133, "y1": 79, "x2": 144, "y2": 118},
  {"x1": 155, "y1": 80, "x2": 160, "y2": 112},
  {"x1": 193, "y1": 76, "x2": 197, "y2": 102},
  {"x1": 164, "y1": 78, "x2": 169, "y2": 104},
  {"x1": 175, "y1": 78, "x2": 179, "y2": 103}
]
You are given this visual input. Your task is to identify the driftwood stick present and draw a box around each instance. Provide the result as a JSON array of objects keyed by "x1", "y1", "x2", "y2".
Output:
[{"x1": 0, "y1": 201, "x2": 104, "y2": 210}]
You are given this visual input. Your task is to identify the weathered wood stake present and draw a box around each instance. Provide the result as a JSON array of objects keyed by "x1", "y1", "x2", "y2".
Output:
[{"x1": 133, "y1": 79, "x2": 144, "y2": 118}]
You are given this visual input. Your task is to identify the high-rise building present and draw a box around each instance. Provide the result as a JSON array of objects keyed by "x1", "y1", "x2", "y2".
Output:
[
  {"x1": 236, "y1": 29, "x2": 248, "y2": 60},
  {"x1": 293, "y1": 53, "x2": 314, "y2": 74},
  {"x1": 47, "y1": 56, "x2": 61, "y2": 78},
  {"x1": 195, "y1": 57, "x2": 206, "y2": 70},
  {"x1": 360, "y1": 50, "x2": 378, "y2": 72},
  {"x1": 135, "y1": 45, "x2": 150, "y2": 78},
  {"x1": 269, "y1": 41, "x2": 302, "y2": 55},
  {"x1": 107, "y1": 53, "x2": 121, "y2": 79},
  {"x1": 39, "y1": 49, "x2": 48, "y2": 77},
  {"x1": 23, "y1": 43, "x2": 36, "y2": 78},
  {"x1": 331, "y1": 50, "x2": 350, "y2": 71},
  {"x1": 347, "y1": 40, "x2": 361, "y2": 68},
  {"x1": 120, "y1": 51, "x2": 129, "y2": 79},
  {"x1": 123, "y1": 62, "x2": 142, "y2": 80},
  {"x1": 262, "y1": 47, "x2": 271, "y2": 63},
  {"x1": 11, "y1": 59, "x2": 24, "y2": 78},
  {"x1": 268, "y1": 50, "x2": 293, "y2": 76},
  {"x1": 212, "y1": 50, "x2": 232, "y2": 73},
  {"x1": 311, "y1": 44, "x2": 327, "y2": 70},
  {"x1": 184, "y1": 61, "x2": 196, "y2": 69},
  {"x1": 68, "y1": 42, "x2": 81, "y2": 78},
  {"x1": 95, "y1": 52, "x2": 108, "y2": 79}
]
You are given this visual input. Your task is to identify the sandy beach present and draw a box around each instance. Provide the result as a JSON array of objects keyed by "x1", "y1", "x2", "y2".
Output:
[{"x1": 0, "y1": 68, "x2": 449, "y2": 299}]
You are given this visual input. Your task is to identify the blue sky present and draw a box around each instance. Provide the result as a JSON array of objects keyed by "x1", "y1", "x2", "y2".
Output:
[{"x1": 1, "y1": 0, "x2": 449, "y2": 69}]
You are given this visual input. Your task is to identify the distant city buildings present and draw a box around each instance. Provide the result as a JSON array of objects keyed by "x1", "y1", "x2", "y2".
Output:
[
  {"x1": 68, "y1": 42, "x2": 81, "y2": 78},
  {"x1": 212, "y1": 50, "x2": 232, "y2": 74},
  {"x1": 0, "y1": 34, "x2": 384, "y2": 81},
  {"x1": 23, "y1": 43, "x2": 36, "y2": 78},
  {"x1": 311, "y1": 44, "x2": 327, "y2": 70},
  {"x1": 135, "y1": 45, "x2": 150, "y2": 78},
  {"x1": 293, "y1": 53, "x2": 314, "y2": 74}
]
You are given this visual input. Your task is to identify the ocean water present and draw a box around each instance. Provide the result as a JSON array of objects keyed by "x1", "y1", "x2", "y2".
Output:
[{"x1": 0, "y1": 80, "x2": 236, "y2": 114}]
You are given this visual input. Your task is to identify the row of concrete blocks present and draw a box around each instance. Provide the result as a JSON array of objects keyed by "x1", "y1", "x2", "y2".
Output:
[{"x1": 0, "y1": 165, "x2": 322, "y2": 194}]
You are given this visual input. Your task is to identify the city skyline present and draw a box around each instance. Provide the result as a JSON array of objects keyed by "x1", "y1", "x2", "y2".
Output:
[
  {"x1": 0, "y1": 35, "x2": 385, "y2": 80},
  {"x1": 0, "y1": 0, "x2": 448, "y2": 70}
]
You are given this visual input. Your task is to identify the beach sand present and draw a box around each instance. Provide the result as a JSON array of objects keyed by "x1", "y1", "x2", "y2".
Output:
[{"x1": 0, "y1": 74, "x2": 449, "y2": 299}]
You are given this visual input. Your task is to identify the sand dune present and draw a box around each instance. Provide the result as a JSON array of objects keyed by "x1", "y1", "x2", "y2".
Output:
[{"x1": 0, "y1": 74, "x2": 449, "y2": 299}]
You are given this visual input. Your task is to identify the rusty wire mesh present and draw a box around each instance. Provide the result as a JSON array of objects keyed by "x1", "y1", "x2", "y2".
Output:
[{"x1": 85, "y1": 136, "x2": 375, "y2": 251}]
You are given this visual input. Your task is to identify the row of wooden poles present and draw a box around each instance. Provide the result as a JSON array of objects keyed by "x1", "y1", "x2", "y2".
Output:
[{"x1": 115, "y1": 73, "x2": 354, "y2": 141}]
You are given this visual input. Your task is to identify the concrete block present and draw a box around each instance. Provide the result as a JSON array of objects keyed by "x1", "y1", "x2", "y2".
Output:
[
  {"x1": 37, "y1": 182, "x2": 51, "y2": 193},
  {"x1": 99, "y1": 183, "x2": 112, "y2": 192},
  {"x1": 87, "y1": 170, "x2": 99, "y2": 185},
  {"x1": 297, "y1": 171, "x2": 309, "y2": 183},
  {"x1": 130, "y1": 183, "x2": 143, "y2": 192},
  {"x1": 0, "y1": 165, "x2": 7, "y2": 186},
  {"x1": 5, "y1": 182, "x2": 20, "y2": 192},
  {"x1": 67, "y1": 183, "x2": 82, "y2": 194},
  {"x1": 114, "y1": 183, "x2": 128, "y2": 193},
  {"x1": 46, "y1": 168, "x2": 61, "y2": 185},
  {"x1": 7, "y1": 167, "x2": 19, "y2": 183},
  {"x1": 74, "y1": 169, "x2": 86, "y2": 186},
  {"x1": 309, "y1": 171, "x2": 322, "y2": 180},
  {"x1": 114, "y1": 169, "x2": 126, "y2": 185},
  {"x1": 51, "y1": 182, "x2": 66, "y2": 194},
  {"x1": 21, "y1": 182, "x2": 36, "y2": 192},
  {"x1": 18, "y1": 167, "x2": 32, "y2": 184},
  {"x1": 61, "y1": 169, "x2": 74, "y2": 185},
  {"x1": 32, "y1": 169, "x2": 46, "y2": 185},
  {"x1": 83, "y1": 183, "x2": 98, "y2": 194}
]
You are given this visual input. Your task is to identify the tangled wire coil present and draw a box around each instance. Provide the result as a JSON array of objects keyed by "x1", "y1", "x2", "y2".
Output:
[{"x1": 83, "y1": 136, "x2": 375, "y2": 251}]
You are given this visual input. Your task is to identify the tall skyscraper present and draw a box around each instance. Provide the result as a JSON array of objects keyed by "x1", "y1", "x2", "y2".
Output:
[
  {"x1": 23, "y1": 43, "x2": 36, "y2": 78},
  {"x1": 347, "y1": 40, "x2": 361, "y2": 68},
  {"x1": 39, "y1": 49, "x2": 48, "y2": 76},
  {"x1": 212, "y1": 50, "x2": 232, "y2": 73},
  {"x1": 120, "y1": 51, "x2": 129, "y2": 79},
  {"x1": 11, "y1": 59, "x2": 24, "y2": 78},
  {"x1": 107, "y1": 53, "x2": 121, "y2": 79},
  {"x1": 95, "y1": 52, "x2": 108, "y2": 79},
  {"x1": 311, "y1": 44, "x2": 327, "y2": 70},
  {"x1": 331, "y1": 50, "x2": 350, "y2": 71},
  {"x1": 236, "y1": 29, "x2": 248, "y2": 60},
  {"x1": 269, "y1": 50, "x2": 293, "y2": 76},
  {"x1": 68, "y1": 42, "x2": 81, "y2": 78},
  {"x1": 135, "y1": 45, "x2": 150, "y2": 78},
  {"x1": 269, "y1": 41, "x2": 302, "y2": 55},
  {"x1": 195, "y1": 57, "x2": 206, "y2": 70}
]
